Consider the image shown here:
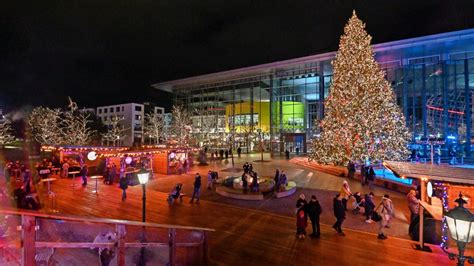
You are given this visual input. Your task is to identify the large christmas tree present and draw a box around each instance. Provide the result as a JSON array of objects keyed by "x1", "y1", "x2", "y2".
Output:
[{"x1": 309, "y1": 11, "x2": 411, "y2": 166}]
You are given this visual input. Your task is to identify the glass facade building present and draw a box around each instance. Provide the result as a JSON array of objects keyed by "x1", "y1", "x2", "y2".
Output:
[{"x1": 153, "y1": 29, "x2": 474, "y2": 157}]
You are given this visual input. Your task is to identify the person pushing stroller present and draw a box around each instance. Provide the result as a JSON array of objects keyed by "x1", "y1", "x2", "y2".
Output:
[{"x1": 168, "y1": 183, "x2": 184, "y2": 204}]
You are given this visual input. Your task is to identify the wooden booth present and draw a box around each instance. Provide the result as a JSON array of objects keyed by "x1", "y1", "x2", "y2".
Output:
[
  {"x1": 98, "y1": 147, "x2": 195, "y2": 176},
  {"x1": 384, "y1": 161, "x2": 474, "y2": 254},
  {"x1": 41, "y1": 146, "x2": 130, "y2": 176}
]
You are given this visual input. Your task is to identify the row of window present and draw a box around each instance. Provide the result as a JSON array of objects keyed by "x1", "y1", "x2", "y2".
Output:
[{"x1": 97, "y1": 105, "x2": 143, "y2": 114}]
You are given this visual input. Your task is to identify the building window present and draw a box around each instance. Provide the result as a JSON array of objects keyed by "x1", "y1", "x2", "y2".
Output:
[
  {"x1": 116, "y1": 107, "x2": 120, "y2": 112},
  {"x1": 104, "y1": 108, "x2": 108, "y2": 114},
  {"x1": 156, "y1": 109, "x2": 163, "y2": 114},
  {"x1": 135, "y1": 106, "x2": 142, "y2": 111},
  {"x1": 103, "y1": 116, "x2": 107, "y2": 121},
  {"x1": 109, "y1": 107, "x2": 113, "y2": 112},
  {"x1": 135, "y1": 115, "x2": 142, "y2": 121},
  {"x1": 121, "y1": 106, "x2": 124, "y2": 111},
  {"x1": 98, "y1": 109, "x2": 102, "y2": 114}
]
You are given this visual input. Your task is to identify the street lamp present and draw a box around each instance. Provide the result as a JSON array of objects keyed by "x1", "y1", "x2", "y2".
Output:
[
  {"x1": 137, "y1": 169, "x2": 150, "y2": 223},
  {"x1": 444, "y1": 193, "x2": 474, "y2": 266},
  {"x1": 137, "y1": 168, "x2": 150, "y2": 266}
]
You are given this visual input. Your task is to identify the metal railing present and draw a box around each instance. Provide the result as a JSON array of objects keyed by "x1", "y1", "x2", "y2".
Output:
[{"x1": 0, "y1": 208, "x2": 214, "y2": 266}]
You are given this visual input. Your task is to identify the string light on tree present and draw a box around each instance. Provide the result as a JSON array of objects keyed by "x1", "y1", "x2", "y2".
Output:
[{"x1": 309, "y1": 11, "x2": 411, "y2": 166}]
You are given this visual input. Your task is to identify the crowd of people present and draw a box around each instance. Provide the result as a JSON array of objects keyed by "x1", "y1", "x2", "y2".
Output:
[{"x1": 294, "y1": 179, "x2": 396, "y2": 241}]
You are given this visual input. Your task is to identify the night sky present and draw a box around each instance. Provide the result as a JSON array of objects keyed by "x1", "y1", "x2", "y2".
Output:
[{"x1": 1, "y1": 1, "x2": 474, "y2": 111}]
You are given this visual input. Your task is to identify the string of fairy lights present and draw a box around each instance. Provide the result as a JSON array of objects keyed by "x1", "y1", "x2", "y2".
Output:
[{"x1": 435, "y1": 182, "x2": 450, "y2": 249}]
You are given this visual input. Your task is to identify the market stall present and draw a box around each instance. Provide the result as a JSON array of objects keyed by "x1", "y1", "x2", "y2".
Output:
[{"x1": 384, "y1": 161, "x2": 474, "y2": 253}]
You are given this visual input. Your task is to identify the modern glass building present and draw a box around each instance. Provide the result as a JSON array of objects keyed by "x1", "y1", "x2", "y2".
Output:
[{"x1": 153, "y1": 29, "x2": 474, "y2": 157}]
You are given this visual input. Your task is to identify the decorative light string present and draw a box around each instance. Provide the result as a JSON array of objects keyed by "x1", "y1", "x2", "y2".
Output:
[{"x1": 435, "y1": 182, "x2": 449, "y2": 249}]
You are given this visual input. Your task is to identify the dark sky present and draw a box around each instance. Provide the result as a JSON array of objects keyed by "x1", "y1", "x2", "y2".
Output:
[{"x1": 1, "y1": 0, "x2": 474, "y2": 111}]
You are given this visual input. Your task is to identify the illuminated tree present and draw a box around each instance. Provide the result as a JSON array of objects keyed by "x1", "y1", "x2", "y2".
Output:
[
  {"x1": 309, "y1": 11, "x2": 411, "y2": 165},
  {"x1": 143, "y1": 112, "x2": 164, "y2": 145},
  {"x1": 102, "y1": 115, "x2": 127, "y2": 146},
  {"x1": 0, "y1": 119, "x2": 15, "y2": 146},
  {"x1": 27, "y1": 107, "x2": 62, "y2": 145},
  {"x1": 62, "y1": 98, "x2": 95, "y2": 146},
  {"x1": 170, "y1": 105, "x2": 192, "y2": 147}
]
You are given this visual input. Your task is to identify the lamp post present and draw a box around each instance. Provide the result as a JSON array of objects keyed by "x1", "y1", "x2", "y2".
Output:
[
  {"x1": 444, "y1": 193, "x2": 474, "y2": 266},
  {"x1": 137, "y1": 169, "x2": 150, "y2": 222},
  {"x1": 137, "y1": 169, "x2": 150, "y2": 265}
]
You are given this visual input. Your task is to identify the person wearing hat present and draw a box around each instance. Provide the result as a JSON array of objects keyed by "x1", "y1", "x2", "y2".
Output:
[{"x1": 340, "y1": 180, "x2": 352, "y2": 211}]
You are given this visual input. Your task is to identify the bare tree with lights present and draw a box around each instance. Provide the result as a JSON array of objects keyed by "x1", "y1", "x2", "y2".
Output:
[
  {"x1": 143, "y1": 112, "x2": 164, "y2": 145},
  {"x1": 170, "y1": 105, "x2": 192, "y2": 147},
  {"x1": 309, "y1": 11, "x2": 411, "y2": 166},
  {"x1": 0, "y1": 118, "x2": 15, "y2": 146},
  {"x1": 62, "y1": 98, "x2": 96, "y2": 146},
  {"x1": 27, "y1": 107, "x2": 63, "y2": 145},
  {"x1": 102, "y1": 115, "x2": 127, "y2": 146},
  {"x1": 194, "y1": 108, "x2": 219, "y2": 147}
]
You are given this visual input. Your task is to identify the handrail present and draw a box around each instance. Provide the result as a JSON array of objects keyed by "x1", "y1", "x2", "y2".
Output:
[
  {"x1": 0, "y1": 208, "x2": 215, "y2": 232},
  {"x1": 0, "y1": 208, "x2": 213, "y2": 265}
]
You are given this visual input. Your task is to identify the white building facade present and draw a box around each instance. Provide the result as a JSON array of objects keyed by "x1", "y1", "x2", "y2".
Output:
[{"x1": 96, "y1": 103, "x2": 144, "y2": 146}]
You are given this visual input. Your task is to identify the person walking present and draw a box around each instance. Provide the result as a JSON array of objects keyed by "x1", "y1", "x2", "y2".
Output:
[
  {"x1": 285, "y1": 149, "x2": 290, "y2": 160},
  {"x1": 296, "y1": 209, "x2": 307, "y2": 239},
  {"x1": 407, "y1": 190, "x2": 419, "y2": 223},
  {"x1": 62, "y1": 160, "x2": 70, "y2": 178},
  {"x1": 347, "y1": 160, "x2": 355, "y2": 179},
  {"x1": 237, "y1": 147, "x2": 242, "y2": 157},
  {"x1": 376, "y1": 195, "x2": 393, "y2": 240},
  {"x1": 274, "y1": 169, "x2": 280, "y2": 191},
  {"x1": 109, "y1": 163, "x2": 116, "y2": 185},
  {"x1": 367, "y1": 166, "x2": 376, "y2": 190},
  {"x1": 81, "y1": 164, "x2": 88, "y2": 186},
  {"x1": 251, "y1": 171, "x2": 259, "y2": 192},
  {"x1": 340, "y1": 180, "x2": 352, "y2": 211},
  {"x1": 190, "y1": 173, "x2": 202, "y2": 203},
  {"x1": 242, "y1": 172, "x2": 248, "y2": 193},
  {"x1": 219, "y1": 149, "x2": 224, "y2": 160},
  {"x1": 333, "y1": 194, "x2": 346, "y2": 236},
  {"x1": 224, "y1": 149, "x2": 229, "y2": 160},
  {"x1": 364, "y1": 192, "x2": 376, "y2": 223},
  {"x1": 207, "y1": 170, "x2": 213, "y2": 190},
  {"x1": 119, "y1": 175, "x2": 128, "y2": 201},
  {"x1": 307, "y1": 195, "x2": 322, "y2": 238},
  {"x1": 381, "y1": 194, "x2": 394, "y2": 228},
  {"x1": 360, "y1": 163, "x2": 366, "y2": 185}
]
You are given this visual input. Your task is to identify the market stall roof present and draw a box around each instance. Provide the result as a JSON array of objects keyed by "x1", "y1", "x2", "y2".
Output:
[
  {"x1": 41, "y1": 145, "x2": 130, "y2": 152},
  {"x1": 384, "y1": 161, "x2": 474, "y2": 185}
]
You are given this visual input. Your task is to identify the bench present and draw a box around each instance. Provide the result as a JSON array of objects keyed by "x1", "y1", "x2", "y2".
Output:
[
  {"x1": 215, "y1": 186, "x2": 264, "y2": 201},
  {"x1": 275, "y1": 181, "x2": 297, "y2": 198}
]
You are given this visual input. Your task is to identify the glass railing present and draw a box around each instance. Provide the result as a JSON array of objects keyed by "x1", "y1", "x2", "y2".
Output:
[{"x1": 0, "y1": 209, "x2": 213, "y2": 265}]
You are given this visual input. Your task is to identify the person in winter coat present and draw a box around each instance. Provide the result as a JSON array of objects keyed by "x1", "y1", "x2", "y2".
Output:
[
  {"x1": 119, "y1": 175, "x2": 128, "y2": 201},
  {"x1": 365, "y1": 192, "x2": 376, "y2": 223},
  {"x1": 296, "y1": 209, "x2": 307, "y2": 239},
  {"x1": 274, "y1": 169, "x2": 280, "y2": 191},
  {"x1": 347, "y1": 161, "x2": 355, "y2": 179},
  {"x1": 306, "y1": 195, "x2": 322, "y2": 238},
  {"x1": 81, "y1": 164, "x2": 88, "y2": 186},
  {"x1": 207, "y1": 170, "x2": 213, "y2": 190},
  {"x1": 242, "y1": 173, "x2": 248, "y2": 193},
  {"x1": 381, "y1": 194, "x2": 394, "y2": 228},
  {"x1": 190, "y1": 173, "x2": 201, "y2": 203},
  {"x1": 367, "y1": 166, "x2": 376, "y2": 190},
  {"x1": 333, "y1": 194, "x2": 346, "y2": 236},
  {"x1": 407, "y1": 190, "x2": 420, "y2": 222},
  {"x1": 340, "y1": 180, "x2": 352, "y2": 211},
  {"x1": 296, "y1": 194, "x2": 307, "y2": 212},
  {"x1": 377, "y1": 194, "x2": 394, "y2": 240},
  {"x1": 360, "y1": 164, "x2": 367, "y2": 185}
]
